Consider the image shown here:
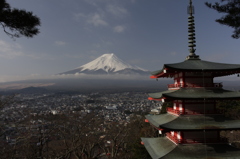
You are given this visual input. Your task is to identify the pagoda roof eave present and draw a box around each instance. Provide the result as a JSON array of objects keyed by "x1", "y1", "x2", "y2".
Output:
[
  {"x1": 141, "y1": 137, "x2": 176, "y2": 159},
  {"x1": 146, "y1": 114, "x2": 240, "y2": 130},
  {"x1": 151, "y1": 59, "x2": 240, "y2": 78},
  {"x1": 141, "y1": 137, "x2": 240, "y2": 159},
  {"x1": 149, "y1": 88, "x2": 240, "y2": 100},
  {"x1": 146, "y1": 114, "x2": 178, "y2": 128}
]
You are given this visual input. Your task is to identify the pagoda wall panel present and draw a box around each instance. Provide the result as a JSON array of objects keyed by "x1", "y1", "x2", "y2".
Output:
[
  {"x1": 185, "y1": 72, "x2": 212, "y2": 77},
  {"x1": 185, "y1": 78, "x2": 213, "y2": 87},
  {"x1": 185, "y1": 103, "x2": 215, "y2": 114},
  {"x1": 183, "y1": 131, "x2": 219, "y2": 143},
  {"x1": 166, "y1": 131, "x2": 220, "y2": 144}
]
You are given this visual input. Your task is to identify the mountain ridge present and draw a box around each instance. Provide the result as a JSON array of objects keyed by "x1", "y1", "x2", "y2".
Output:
[{"x1": 59, "y1": 53, "x2": 150, "y2": 75}]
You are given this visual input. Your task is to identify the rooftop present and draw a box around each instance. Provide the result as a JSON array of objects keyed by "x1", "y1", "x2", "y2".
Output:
[
  {"x1": 151, "y1": 59, "x2": 240, "y2": 78},
  {"x1": 142, "y1": 137, "x2": 240, "y2": 159},
  {"x1": 146, "y1": 114, "x2": 240, "y2": 130},
  {"x1": 149, "y1": 88, "x2": 240, "y2": 100}
]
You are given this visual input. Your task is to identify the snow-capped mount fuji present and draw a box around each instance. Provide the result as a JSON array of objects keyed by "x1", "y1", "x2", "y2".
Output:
[{"x1": 59, "y1": 53, "x2": 150, "y2": 75}]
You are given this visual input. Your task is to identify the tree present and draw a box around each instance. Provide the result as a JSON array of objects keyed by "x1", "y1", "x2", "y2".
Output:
[
  {"x1": 0, "y1": 0, "x2": 40, "y2": 38},
  {"x1": 205, "y1": 0, "x2": 240, "y2": 39},
  {"x1": 0, "y1": 94, "x2": 15, "y2": 110}
]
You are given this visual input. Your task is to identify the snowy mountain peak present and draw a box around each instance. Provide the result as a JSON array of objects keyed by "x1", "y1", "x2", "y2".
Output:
[{"x1": 59, "y1": 53, "x2": 149, "y2": 75}]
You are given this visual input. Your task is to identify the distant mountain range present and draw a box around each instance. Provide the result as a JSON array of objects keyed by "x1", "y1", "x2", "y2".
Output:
[
  {"x1": 59, "y1": 53, "x2": 150, "y2": 75},
  {"x1": 16, "y1": 86, "x2": 50, "y2": 94},
  {"x1": 0, "y1": 54, "x2": 154, "y2": 92}
]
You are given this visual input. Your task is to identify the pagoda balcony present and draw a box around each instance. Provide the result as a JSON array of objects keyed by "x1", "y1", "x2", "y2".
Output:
[
  {"x1": 168, "y1": 83, "x2": 184, "y2": 89},
  {"x1": 185, "y1": 110, "x2": 220, "y2": 115},
  {"x1": 167, "y1": 107, "x2": 220, "y2": 115},
  {"x1": 182, "y1": 138, "x2": 205, "y2": 144},
  {"x1": 181, "y1": 138, "x2": 227, "y2": 144},
  {"x1": 168, "y1": 83, "x2": 222, "y2": 89},
  {"x1": 166, "y1": 132, "x2": 179, "y2": 144},
  {"x1": 167, "y1": 107, "x2": 182, "y2": 115},
  {"x1": 166, "y1": 132, "x2": 227, "y2": 144}
]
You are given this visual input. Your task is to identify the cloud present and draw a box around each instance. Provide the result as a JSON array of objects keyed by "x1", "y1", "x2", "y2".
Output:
[
  {"x1": 106, "y1": 4, "x2": 128, "y2": 17},
  {"x1": 73, "y1": 1, "x2": 131, "y2": 33},
  {"x1": 0, "y1": 40, "x2": 24, "y2": 59},
  {"x1": 87, "y1": 13, "x2": 108, "y2": 26},
  {"x1": 82, "y1": 0, "x2": 98, "y2": 7},
  {"x1": 114, "y1": 25, "x2": 126, "y2": 33},
  {"x1": 55, "y1": 41, "x2": 67, "y2": 46},
  {"x1": 74, "y1": 12, "x2": 108, "y2": 27}
]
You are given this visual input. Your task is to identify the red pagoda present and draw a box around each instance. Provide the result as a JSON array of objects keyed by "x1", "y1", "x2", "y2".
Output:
[{"x1": 141, "y1": 0, "x2": 240, "y2": 158}]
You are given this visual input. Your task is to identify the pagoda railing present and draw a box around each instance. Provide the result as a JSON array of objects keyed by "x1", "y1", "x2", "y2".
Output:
[
  {"x1": 166, "y1": 132, "x2": 179, "y2": 144},
  {"x1": 166, "y1": 132, "x2": 227, "y2": 144},
  {"x1": 168, "y1": 83, "x2": 184, "y2": 89},
  {"x1": 181, "y1": 138, "x2": 227, "y2": 144},
  {"x1": 167, "y1": 107, "x2": 220, "y2": 115},
  {"x1": 167, "y1": 107, "x2": 181, "y2": 115},
  {"x1": 168, "y1": 83, "x2": 222, "y2": 89},
  {"x1": 185, "y1": 110, "x2": 220, "y2": 115}
]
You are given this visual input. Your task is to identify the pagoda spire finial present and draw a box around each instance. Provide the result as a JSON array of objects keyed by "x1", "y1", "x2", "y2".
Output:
[{"x1": 186, "y1": 0, "x2": 200, "y2": 60}]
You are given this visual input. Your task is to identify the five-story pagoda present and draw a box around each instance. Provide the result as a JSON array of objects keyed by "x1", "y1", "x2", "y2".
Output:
[{"x1": 141, "y1": 0, "x2": 240, "y2": 158}]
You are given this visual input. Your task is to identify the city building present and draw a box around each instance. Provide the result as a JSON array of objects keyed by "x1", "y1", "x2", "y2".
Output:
[{"x1": 141, "y1": 0, "x2": 240, "y2": 158}]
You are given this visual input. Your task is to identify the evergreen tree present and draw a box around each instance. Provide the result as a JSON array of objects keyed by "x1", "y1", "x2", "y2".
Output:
[
  {"x1": 0, "y1": 0, "x2": 40, "y2": 38},
  {"x1": 205, "y1": 0, "x2": 240, "y2": 39}
]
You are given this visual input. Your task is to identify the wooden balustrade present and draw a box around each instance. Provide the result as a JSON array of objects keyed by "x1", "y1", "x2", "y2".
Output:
[
  {"x1": 167, "y1": 107, "x2": 220, "y2": 115},
  {"x1": 166, "y1": 132, "x2": 179, "y2": 144},
  {"x1": 184, "y1": 110, "x2": 220, "y2": 115},
  {"x1": 166, "y1": 132, "x2": 226, "y2": 144},
  {"x1": 181, "y1": 138, "x2": 226, "y2": 144},
  {"x1": 168, "y1": 83, "x2": 223, "y2": 89},
  {"x1": 167, "y1": 107, "x2": 181, "y2": 115}
]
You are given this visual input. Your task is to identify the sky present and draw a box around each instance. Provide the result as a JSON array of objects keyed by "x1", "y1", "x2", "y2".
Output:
[{"x1": 0, "y1": 0, "x2": 239, "y2": 82}]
